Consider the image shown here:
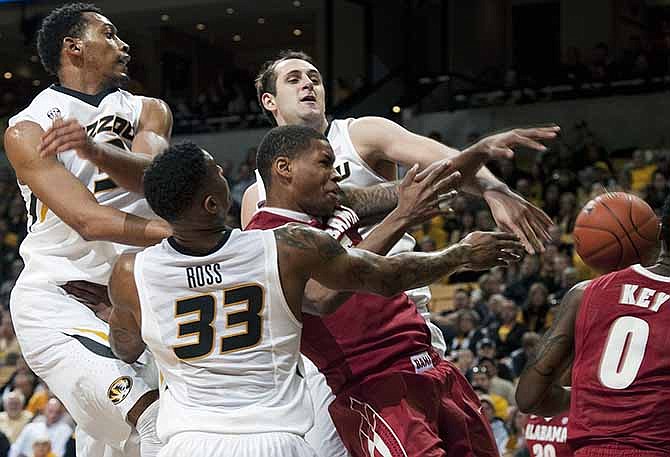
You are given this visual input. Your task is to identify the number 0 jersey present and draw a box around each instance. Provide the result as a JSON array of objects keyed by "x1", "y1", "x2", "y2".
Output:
[
  {"x1": 569, "y1": 265, "x2": 670, "y2": 455},
  {"x1": 135, "y1": 229, "x2": 312, "y2": 440},
  {"x1": 8, "y1": 85, "x2": 154, "y2": 286}
]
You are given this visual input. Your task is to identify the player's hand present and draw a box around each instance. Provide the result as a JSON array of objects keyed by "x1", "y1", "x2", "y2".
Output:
[
  {"x1": 466, "y1": 126, "x2": 560, "y2": 159},
  {"x1": 38, "y1": 117, "x2": 98, "y2": 160},
  {"x1": 395, "y1": 159, "x2": 462, "y2": 225},
  {"x1": 459, "y1": 231, "x2": 525, "y2": 271},
  {"x1": 483, "y1": 187, "x2": 554, "y2": 254},
  {"x1": 62, "y1": 280, "x2": 112, "y2": 323}
]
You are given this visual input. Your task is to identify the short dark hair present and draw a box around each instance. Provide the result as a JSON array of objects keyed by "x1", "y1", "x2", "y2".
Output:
[
  {"x1": 144, "y1": 142, "x2": 208, "y2": 223},
  {"x1": 662, "y1": 195, "x2": 670, "y2": 245},
  {"x1": 37, "y1": 3, "x2": 102, "y2": 75},
  {"x1": 256, "y1": 125, "x2": 327, "y2": 190},
  {"x1": 255, "y1": 50, "x2": 315, "y2": 126}
]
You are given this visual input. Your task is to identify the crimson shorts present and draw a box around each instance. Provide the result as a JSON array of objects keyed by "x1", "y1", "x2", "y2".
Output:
[{"x1": 329, "y1": 358, "x2": 498, "y2": 457}]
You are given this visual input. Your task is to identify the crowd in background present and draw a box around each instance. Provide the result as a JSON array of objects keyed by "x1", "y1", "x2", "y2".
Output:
[{"x1": 0, "y1": 119, "x2": 667, "y2": 456}]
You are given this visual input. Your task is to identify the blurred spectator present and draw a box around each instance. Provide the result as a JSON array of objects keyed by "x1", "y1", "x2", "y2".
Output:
[
  {"x1": 557, "y1": 192, "x2": 577, "y2": 234},
  {"x1": 0, "y1": 391, "x2": 33, "y2": 443},
  {"x1": 448, "y1": 310, "x2": 487, "y2": 354},
  {"x1": 9, "y1": 398, "x2": 72, "y2": 457},
  {"x1": 0, "y1": 313, "x2": 20, "y2": 366},
  {"x1": 626, "y1": 149, "x2": 657, "y2": 192},
  {"x1": 472, "y1": 274, "x2": 503, "y2": 321},
  {"x1": 413, "y1": 218, "x2": 448, "y2": 250},
  {"x1": 9, "y1": 373, "x2": 36, "y2": 406},
  {"x1": 510, "y1": 332, "x2": 541, "y2": 377},
  {"x1": 551, "y1": 267, "x2": 579, "y2": 303},
  {"x1": 472, "y1": 366, "x2": 509, "y2": 420},
  {"x1": 503, "y1": 407, "x2": 529, "y2": 457},
  {"x1": 230, "y1": 164, "x2": 255, "y2": 207},
  {"x1": 31, "y1": 436, "x2": 56, "y2": 457},
  {"x1": 541, "y1": 182, "x2": 561, "y2": 219},
  {"x1": 522, "y1": 283, "x2": 552, "y2": 332},
  {"x1": 479, "y1": 395, "x2": 509, "y2": 455},
  {"x1": 476, "y1": 338, "x2": 498, "y2": 361},
  {"x1": 447, "y1": 211, "x2": 476, "y2": 245},
  {"x1": 452, "y1": 348, "x2": 475, "y2": 376},
  {"x1": 478, "y1": 357, "x2": 516, "y2": 406},
  {"x1": 492, "y1": 299, "x2": 527, "y2": 357},
  {"x1": 644, "y1": 170, "x2": 669, "y2": 213},
  {"x1": 505, "y1": 256, "x2": 540, "y2": 306}
]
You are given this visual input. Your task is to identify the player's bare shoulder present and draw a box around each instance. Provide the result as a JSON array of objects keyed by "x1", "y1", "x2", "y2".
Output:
[{"x1": 138, "y1": 96, "x2": 173, "y2": 131}]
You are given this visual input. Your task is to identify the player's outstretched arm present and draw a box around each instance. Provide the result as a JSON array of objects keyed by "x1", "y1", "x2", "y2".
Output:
[
  {"x1": 276, "y1": 224, "x2": 524, "y2": 315},
  {"x1": 5, "y1": 121, "x2": 171, "y2": 245},
  {"x1": 108, "y1": 253, "x2": 145, "y2": 364},
  {"x1": 349, "y1": 117, "x2": 558, "y2": 254},
  {"x1": 38, "y1": 98, "x2": 172, "y2": 194},
  {"x1": 516, "y1": 281, "x2": 588, "y2": 416}
]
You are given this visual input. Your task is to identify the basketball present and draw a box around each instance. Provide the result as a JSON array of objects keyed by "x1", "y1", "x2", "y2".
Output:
[{"x1": 573, "y1": 192, "x2": 660, "y2": 273}]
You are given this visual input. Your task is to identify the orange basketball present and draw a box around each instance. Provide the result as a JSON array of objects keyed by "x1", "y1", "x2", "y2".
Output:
[{"x1": 573, "y1": 192, "x2": 660, "y2": 273}]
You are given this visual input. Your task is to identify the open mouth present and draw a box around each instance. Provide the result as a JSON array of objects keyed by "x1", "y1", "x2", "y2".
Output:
[
  {"x1": 300, "y1": 94, "x2": 317, "y2": 103},
  {"x1": 118, "y1": 55, "x2": 131, "y2": 67}
]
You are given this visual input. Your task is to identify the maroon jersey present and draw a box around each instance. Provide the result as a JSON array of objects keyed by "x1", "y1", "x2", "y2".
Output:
[
  {"x1": 526, "y1": 413, "x2": 573, "y2": 457},
  {"x1": 247, "y1": 207, "x2": 434, "y2": 394},
  {"x1": 569, "y1": 264, "x2": 670, "y2": 455}
]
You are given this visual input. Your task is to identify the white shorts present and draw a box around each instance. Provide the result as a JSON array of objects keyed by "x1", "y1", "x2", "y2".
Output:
[
  {"x1": 159, "y1": 432, "x2": 317, "y2": 457},
  {"x1": 11, "y1": 282, "x2": 158, "y2": 450},
  {"x1": 302, "y1": 356, "x2": 350, "y2": 457},
  {"x1": 75, "y1": 426, "x2": 140, "y2": 457},
  {"x1": 407, "y1": 285, "x2": 447, "y2": 358}
]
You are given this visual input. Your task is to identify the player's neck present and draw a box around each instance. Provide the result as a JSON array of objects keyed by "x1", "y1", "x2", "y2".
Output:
[
  {"x1": 170, "y1": 221, "x2": 229, "y2": 256},
  {"x1": 58, "y1": 71, "x2": 111, "y2": 96},
  {"x1": 264, "y1": 185, "x2": 315, "y2": 216},
  {"x1": 264, "y1": 195, "x2": 306, "y2": 216},
  {"x1": 278, "y1": 116, "x2": 328, "y2": 133}
]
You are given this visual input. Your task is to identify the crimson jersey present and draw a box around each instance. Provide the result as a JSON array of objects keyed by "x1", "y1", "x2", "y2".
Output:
[
  {"x1": 247, "y1": 208, "x2": 434, "y2": 394},
  {"x1": 526, "y1": 414, "x2": 572, "y2": 457},
  {"x1": 569, "y1": 264, "x2": 670, "y2": 455}
]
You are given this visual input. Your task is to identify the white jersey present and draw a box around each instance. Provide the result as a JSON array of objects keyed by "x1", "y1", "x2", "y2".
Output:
[
  {"x1": 135, "y1": 229, "x2": 312, "y2": 441},
  {"x1": 328, "y1": 118, "x2": 417, "y2": 255},
  {"x1": 328, "y1": 119, "x2": 436, "y2": 314},
  {"x1": 8, "y1": 85, "x2": 154, "y2": 285}
]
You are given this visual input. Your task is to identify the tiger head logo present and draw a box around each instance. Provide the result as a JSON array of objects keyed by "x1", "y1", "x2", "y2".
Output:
[
  {"x1": 107, "y1": 376, "x2": 133, "y2": 405},
  {"x1": 46, "y1": 107, "x2": 62, "y2": 120}
]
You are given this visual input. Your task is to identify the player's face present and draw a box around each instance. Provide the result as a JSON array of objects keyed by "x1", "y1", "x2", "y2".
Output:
[
  {"x1": 269, "y1": 59, "x2": 326, "y2": 126},
  {"x1": 79, "y1": 13, "x2": 130, "y2": 88},
  {"x1": 289, "y1": 139, "x2": 341, "y2": 217}
]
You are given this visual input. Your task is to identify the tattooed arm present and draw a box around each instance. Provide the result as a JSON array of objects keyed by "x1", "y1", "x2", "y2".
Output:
[
  {"x1": 276, "y1": 224, "x2": 524, "y2": 316},
  {"x1": 336, "y1": 182, "x2": 400, "y2": 226},
  {"x1": 515, "y1": 281, "x2": 589, "y2": 416},
  {"x1": 108, "y1": 253, "x2": 146, "y2": 363}
]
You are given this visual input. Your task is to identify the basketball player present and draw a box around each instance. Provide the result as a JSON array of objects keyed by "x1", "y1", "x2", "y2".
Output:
[
  {"x1": 243, "y1": 50, "x2": 558, "y2": 456},
  {"x1": 244, "y1": 125, "x2": 528, "y2": 457},
  {"x1": 516, "y1": 197, "x2": 670, "y2": 456},
  {"x1": 106, "y1": 139, "x2": 524, "y2": 457},
  {"x1": 525, "y1": 413, "x2": 572, "y2": 457},
  {"x1": 4, "y1": 3, "x2": 172, "y2": 456}
]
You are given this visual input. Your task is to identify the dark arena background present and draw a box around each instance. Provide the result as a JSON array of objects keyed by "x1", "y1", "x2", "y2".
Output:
[{"x1": 0, "y1": 1, "x2": 668, "y2": 457}]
